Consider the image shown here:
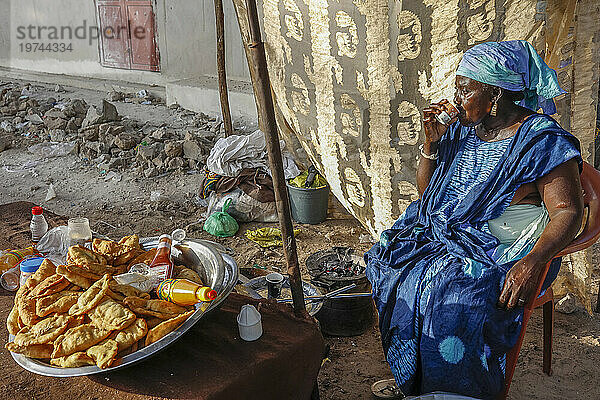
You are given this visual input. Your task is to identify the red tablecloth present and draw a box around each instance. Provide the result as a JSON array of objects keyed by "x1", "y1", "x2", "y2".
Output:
[{"x1": 0, "y1": 202, "x2": 325, "y2": 400}]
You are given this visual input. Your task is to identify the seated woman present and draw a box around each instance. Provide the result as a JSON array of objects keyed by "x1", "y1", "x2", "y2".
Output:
[{"x1": 365, "y1": 40, "x2": 584, "y2": 399}]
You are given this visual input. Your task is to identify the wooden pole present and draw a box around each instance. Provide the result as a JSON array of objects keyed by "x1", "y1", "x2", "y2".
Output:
[
  {"x1": 244, "y1": 0, "x2": 306, "y2": 314},
  {"x1": 214, "y1": 0, "x2": 233, "y2": 136}
]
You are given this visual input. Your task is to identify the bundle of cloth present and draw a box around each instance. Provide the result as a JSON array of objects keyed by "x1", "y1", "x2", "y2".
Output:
[{"x1": 199, "y1": 130, "x2": 301, "y2": 222}]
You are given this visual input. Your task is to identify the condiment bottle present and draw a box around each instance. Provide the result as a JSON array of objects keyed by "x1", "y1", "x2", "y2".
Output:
[
  {"x1": 0, "y1": 247, "x2": 39, "y2": 273},
  {"x1": 148, "y1": 234, "x2": 174, "y2": 282},
  {"x1": 30, "y1": 206, "x2": 48, "y2": 245},
  {"x1": 157, "y1": 278, "x2": 217, "y2": 306}
]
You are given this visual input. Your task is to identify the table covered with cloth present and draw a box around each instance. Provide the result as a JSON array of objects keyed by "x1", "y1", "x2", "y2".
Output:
[{"x1": 0, "y1": 201, "x2": 325, "y2": 400}]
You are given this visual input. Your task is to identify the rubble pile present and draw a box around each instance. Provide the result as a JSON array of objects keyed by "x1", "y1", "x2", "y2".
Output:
[
  {"x1": 106, "y1": 89, "x2": 163, "y2": 105},
  {"x1": 0, "y1": 83, "x2": 226, "y2": 177}
]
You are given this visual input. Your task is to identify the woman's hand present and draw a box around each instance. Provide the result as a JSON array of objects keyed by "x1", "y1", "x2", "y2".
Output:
[
  {"x1": 497, "y1": 257, "x2": 546, "y2": 310},
  {"x1": 423, "y1": 100, "x2": 451, "y2": 144}
]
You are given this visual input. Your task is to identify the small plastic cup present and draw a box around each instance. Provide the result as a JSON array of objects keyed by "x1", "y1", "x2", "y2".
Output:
[
  {"x1": 266, "y1": 272, "x2": 284, "y2": 299},
  {"x1": 1, "y1": 265, "x2": 20, "y2": 291},
  {"x1": 68, "y1": 217, "x2": 92, "y2": 247},
  {"x1": 237, "y1": 304, "x2": 262, "y2": 341},
  {"x1": 435, "y1": 101, "x2": 460, "y2": 125}
]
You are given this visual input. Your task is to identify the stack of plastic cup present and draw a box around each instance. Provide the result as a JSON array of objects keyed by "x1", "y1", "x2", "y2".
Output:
[{"x1": 237, "y1": 304, "x2": 262, "y2": 341}]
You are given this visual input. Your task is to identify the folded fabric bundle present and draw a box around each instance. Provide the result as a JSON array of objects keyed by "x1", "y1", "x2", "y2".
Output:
[{"x1": 199, "y1": 168, "x2": 275, "y2": 203}]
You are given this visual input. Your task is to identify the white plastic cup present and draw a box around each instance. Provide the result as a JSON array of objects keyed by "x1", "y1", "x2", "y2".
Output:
[
  {"x1": 237, "y1": 304, "x2": 262, "y2": 341},
  {"x1": 0, "y1": 265, "x2": 20, "y2": 291}
]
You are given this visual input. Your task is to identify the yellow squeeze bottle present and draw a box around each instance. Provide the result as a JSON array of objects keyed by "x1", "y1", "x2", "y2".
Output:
[{"x1": 157, "y1": 278, "x2": 217, "y2": 306}]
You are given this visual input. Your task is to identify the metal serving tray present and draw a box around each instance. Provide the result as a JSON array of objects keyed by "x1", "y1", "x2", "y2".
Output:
[
  {"x1": 244, "y1": 276, "x2": 323, "y2": 316},
  {"x1": 9, "y1": 237, "x2": 238, "y2": 377}
]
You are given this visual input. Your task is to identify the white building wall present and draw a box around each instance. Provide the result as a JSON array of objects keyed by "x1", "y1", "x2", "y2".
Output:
[{"x1": 0, "y1": 0, "x2": 251, "y2": 87}]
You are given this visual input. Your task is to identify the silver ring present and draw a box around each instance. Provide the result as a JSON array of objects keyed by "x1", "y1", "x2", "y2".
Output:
[{"x1": 517, "y1": 298, "x2": 526, "y2": 306}]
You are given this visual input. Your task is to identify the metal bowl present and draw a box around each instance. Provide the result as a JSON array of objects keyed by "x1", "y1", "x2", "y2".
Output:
[
  {"x1": 244, "y1": 276, "x2": 323, "y2": 316},
  {"x1": 9, "y1": 237, "x2": 238, "y2": 377}
]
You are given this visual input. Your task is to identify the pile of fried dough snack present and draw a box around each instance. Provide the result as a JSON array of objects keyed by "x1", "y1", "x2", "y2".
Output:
[{"x1": 5, "y1": 235, "x2": 205, "y2": 369}]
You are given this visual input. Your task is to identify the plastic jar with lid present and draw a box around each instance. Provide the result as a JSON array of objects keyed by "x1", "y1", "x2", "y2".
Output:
[{"x1": 19, "y1": 257, "x2": 45, "y2": 287}]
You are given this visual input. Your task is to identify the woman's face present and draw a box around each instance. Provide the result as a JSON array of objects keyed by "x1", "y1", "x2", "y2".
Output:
[{"x1": 453, "y1": 75, "x2": 494, "y2": 126}]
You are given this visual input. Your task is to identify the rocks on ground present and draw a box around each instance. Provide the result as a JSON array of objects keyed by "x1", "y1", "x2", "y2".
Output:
[{"x1": 0, "y1": 82, "x2": 232, "y2": 177}]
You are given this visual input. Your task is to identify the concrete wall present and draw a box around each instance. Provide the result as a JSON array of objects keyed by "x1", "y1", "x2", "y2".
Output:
[
  {"x1": 164, "y1": 0, "x2": 250, "y2": 81},
  {"x1": 0, "y1": 0, "x2": 251, "y2": 85}
]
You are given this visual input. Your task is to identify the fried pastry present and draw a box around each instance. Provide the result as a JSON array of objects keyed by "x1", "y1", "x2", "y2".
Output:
[
  {"x1": 106, "y1": 289, "x2": 125, "y2": 302},
  {"x1": 56, "y1": 264, "x2": 92, "y2": 289},
  {"x1": 112, "y1": 264, "x2": 130, "y2": 275},
  {"x1": 123, "y1": 296, "x2": 189, "y2": 320},
  {"x1": 67, "y1": 245, "x2": 107, "y2": 266},
  {"x1": 86, "y1": 339, "x2": 119, "y2": 369},
  {"x1": 118, "y1": 234, "x2": 141, "y2": 250},
  {"x1": 109, "y1": 281, "x2": 150, "y2": 300},
  {"x1": 51, "y1": 324, "x2": 112, "y2": 358},
  {"x1": 92, "y1": 239, "x2": 121, "y2": 263},
  {"x1": 117, "y1": 340, "x2": 139, "y2": 357},
  {"x1": 88, "y1": 297, "x2": 136, "y2": 331},
  {"x1": 76, "y1": 262, "x2": 121, "y2": 278},
  {"x1": 93, "y1": 236, "x2": 140, "y2": 266},
  {"x1": 145, "y1": 310, "x2": 194, "y2": 346},
  {"x1": 114, "y1": 250, "x2": 139, "y2": 266},
  {"x1": 112, "y1": 318, "x2": 148, "y2": 352},
  {"x1": 29, "y1": 274, "x2": 70, "y2": 299},
  {"x1": 25, "y1": 258, "x2": 57, "y2": 289},
  {"x1": 15, "y1": 287, "x2": 39, "y2": 326},
  {"x1": 174, "y1": 266, "x2": 203, "y2": 285},
  {"x1": 6, "y1": 342, "x2": 54, "y2": 359},
  {"x1": 36, "y1": 291, "x2": 81, "y2": 317},
  {"x1": 50, "y1": 352, "x2": 95, "y2": 368},
  {"x1": 14, "y1": 314, "x2": 72, "y2": 346},
  {"x1": 144, "y1": 317, "x2": 163, "y2": 329},
  {"x1": 7, "y1": 304, "x2": 21, "y2": 336},
  {"x1": 62, "y1": 265, "x2": 102, "y2": 280},
  {"x1": 68, "y1": 274, "x2": 110, "y2": 316},
  {"x1": 127, "y1": 248, "x2": 157, "y2": 268}
]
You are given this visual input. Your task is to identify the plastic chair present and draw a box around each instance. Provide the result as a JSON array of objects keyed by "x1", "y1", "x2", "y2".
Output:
[{"x1": 501, "y1": 161, "x2": 600, "y2": 399}]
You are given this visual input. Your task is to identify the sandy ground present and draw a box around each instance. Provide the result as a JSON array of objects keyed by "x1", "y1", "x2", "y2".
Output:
[{"x1": 1, "y1": 79, "x2": 600, "y2": 400}]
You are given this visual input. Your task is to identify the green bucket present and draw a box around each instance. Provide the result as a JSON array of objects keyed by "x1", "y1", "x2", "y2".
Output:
[{"x1": 286, "y1": 182, "x2": 329, "y2": 224}]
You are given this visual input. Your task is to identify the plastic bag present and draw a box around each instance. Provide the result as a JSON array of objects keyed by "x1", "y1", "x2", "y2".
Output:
[
  {"x1": 36, "y1": 226, "x2": 69, "y2": 262},
  {"x1": 28, "y1": 142, "x2": 76, "y2": 158},
  {"x1": 245, "y1": 227, "x2": 301, "y2": 247},
  {"x1": 203, "y1": 199, "x2": 239, "y2": 237},
  {"x1": 204, "y1": 189, "x2": 278, "y2": 223},
  {"x1": 288, "y1": 169, "x2": 328, "y2": 189},
  {"x1": 206, "y1": 130, "x2": 300, "y2": 179}
]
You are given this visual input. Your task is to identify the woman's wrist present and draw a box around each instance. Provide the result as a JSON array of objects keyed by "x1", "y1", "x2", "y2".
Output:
[
  {"x1": 519, "y1": 253, "x2": 548, "y2": 272},
  {"x1": 422, "y1": 141, "x2": 439, "y2": 155},
  {"x1": 419, "y1": 143, "x2": 439, "y2": 160}
]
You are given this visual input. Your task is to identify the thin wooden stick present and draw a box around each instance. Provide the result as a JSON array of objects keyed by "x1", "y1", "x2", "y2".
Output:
[
  {"x1": 214, "y1": 0, "x2": 233, "y2": 136},
  {"x1": 244, "y1": 0, "x2": 306, "y2": 314}
]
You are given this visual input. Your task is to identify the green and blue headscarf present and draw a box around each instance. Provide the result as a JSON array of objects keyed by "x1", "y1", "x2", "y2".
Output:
[{"x1": 456, "y1": 40, "x2": 565, "y2": 114}]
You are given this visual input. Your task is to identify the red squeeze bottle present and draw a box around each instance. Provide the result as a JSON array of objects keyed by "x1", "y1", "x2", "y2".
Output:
[{"x1": 148, "y1": 234, "x2": 174, "y2": 282}]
